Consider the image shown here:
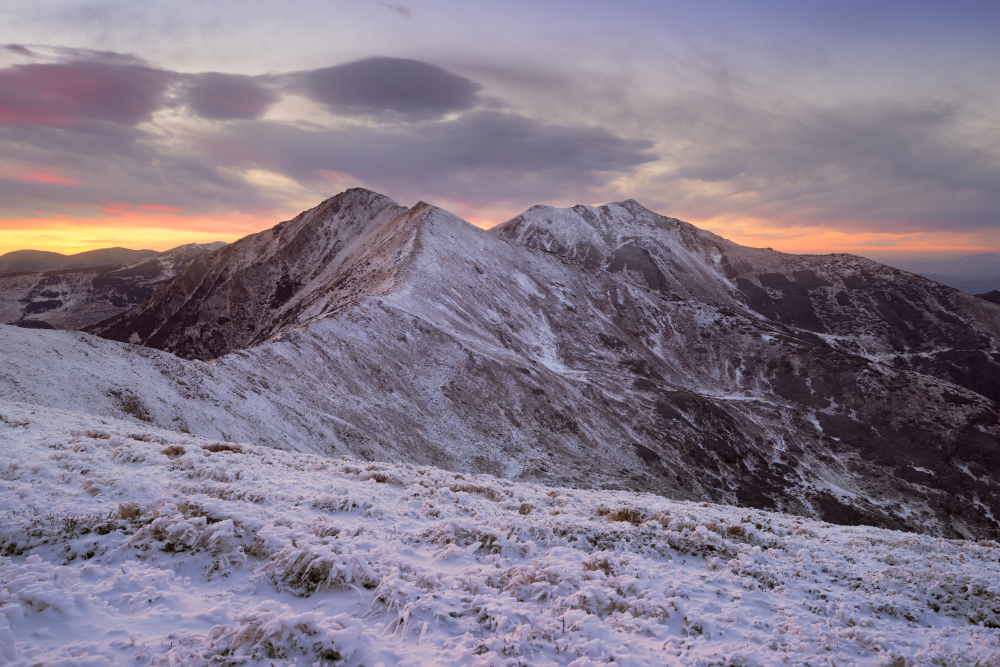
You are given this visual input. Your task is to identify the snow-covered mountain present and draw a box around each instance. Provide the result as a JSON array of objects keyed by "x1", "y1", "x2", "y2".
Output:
[
  {"x1": 0, "y1": 189, "x2": 975, "y2": 540},
  {"x1": 0, "y1": 242, "x2": 226, "y2": 329},
  {"x1": 2, "y1": 400, "x2": 997, "y2": 665},
  {"x1": 496, "y1": 201, "x2": 1000, "y2": 402}
]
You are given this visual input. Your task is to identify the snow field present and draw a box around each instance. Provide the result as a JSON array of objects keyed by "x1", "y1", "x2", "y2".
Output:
[{"x1": 1, "y1": 399, "x2": 999, "y2": 666}]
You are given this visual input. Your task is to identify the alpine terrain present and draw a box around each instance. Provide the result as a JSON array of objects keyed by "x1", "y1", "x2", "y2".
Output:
[
  {"x1": 0, "y1": 242, "x2": 226, "y2": 329},
  {"x1": 3, "y1": 188, "x2": 1000, "y2": 665},
  {"x1": 0, "y1": 188, "x2": 994, "y2": 541}
]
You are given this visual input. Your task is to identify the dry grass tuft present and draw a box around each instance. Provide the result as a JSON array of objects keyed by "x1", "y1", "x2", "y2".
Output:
[
  {"x1": 161, "y1": 445, "x2": 186, "y2": 457},
  {"x1": 518, "y1": 503, "x2": 534, "y2": 515},
  {"x1": 116, "y1": 501, "x2": 143, "y2": 520},
  {"x1": 451, "y1": 483, "x2": 508, "y2": 502},
  {"x1": 582, "y1": 557, "x2": 615, "y2": 576},
  {"x1": 203, "y1": 443, "x2": 243, "y2": 454},
  {"x1": 604, "y1": 507, "x2": 646, "y2": 525}
]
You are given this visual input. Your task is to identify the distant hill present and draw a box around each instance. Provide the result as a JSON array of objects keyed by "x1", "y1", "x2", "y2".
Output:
[
  {"x1": 877, "y1": 253, "x2": 1000, "y2": 294},
  {"x1": 977, "y1": 290, "x2": 1000, "y2": 305},
  {"x1": 0, "y1": 247, "x2": 159, "y2": 273},
  {"x1": 0, "y1": 242, "x2": 227, "y2": 329}
]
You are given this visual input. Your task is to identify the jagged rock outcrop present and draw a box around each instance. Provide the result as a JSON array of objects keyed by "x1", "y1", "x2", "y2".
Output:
[{"x1": 4, "y1": 189, "x2": 998, "y2": 540}]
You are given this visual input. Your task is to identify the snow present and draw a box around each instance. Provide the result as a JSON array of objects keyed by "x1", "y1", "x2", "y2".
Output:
[{"x1": 2, "y1": 398, "x2": 998, "y2": 666}]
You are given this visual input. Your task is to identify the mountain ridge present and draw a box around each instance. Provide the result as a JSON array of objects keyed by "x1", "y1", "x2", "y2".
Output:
[
  {"x1": 0, "y1": 246, "x2": 159, "y2": 274},
  {"x1": 5, "y1": 189, "x2": 1000, "y2": 539},
  {"x1": 0, "y1": 242, "x2": 227, "y2": 329}
]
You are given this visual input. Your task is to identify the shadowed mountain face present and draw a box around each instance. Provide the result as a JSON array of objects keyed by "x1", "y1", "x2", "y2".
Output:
[
  {"x1": 22, "y1": 189, "x2": 1000, "y2": 540},
  {"x1": 87, "y1": 192, "x2": 417, "y2": 359},
  {"x1": 0, "y1": 243, "x2": 226, "y2": 330},
  {"x1": 978, "y1": 290, "x2": 1000, "y2": 306}
]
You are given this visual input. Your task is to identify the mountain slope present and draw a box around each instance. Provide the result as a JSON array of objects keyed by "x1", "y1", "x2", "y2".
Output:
[
  {"x1": 4, "y1": 399, "x2": 998, "y2": 666},
  {"x1": 87, "y1": 190, "x2": 419, "y2": 359},
  {"x1": 0, "y1": 242, "x2": 226, "y2": 329},
  {"x1": 494, "y1": 201, "x2": 1000, "y2": 403},
  {"x1": 8, "y1": 190, "x2": 998, "y2": 540},
  {"x1": 0, "y1": 246, "x2": 158, "y2": 273}
]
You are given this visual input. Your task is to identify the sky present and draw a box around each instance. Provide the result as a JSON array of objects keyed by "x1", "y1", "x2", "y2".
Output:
[{"x1": 1, "y1": 0, "x2": 999, "y2": 258}]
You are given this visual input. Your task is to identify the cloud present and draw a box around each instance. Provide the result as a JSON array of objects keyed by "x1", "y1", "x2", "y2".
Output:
[
  {"x1": 0, "y1": 118, "x2": 284, "y2": 222},
  {"x1": 181, "y1": 72, "x2": 280, "y2": 120},
  {"x1": 653, "y1": 96, "x2": 1000, "y2": 232},
  {"x1": 381, "y1": 4, "x2": 412, "y2": 19},
  {"x1": 292, "y1": 57, "x2": 479, "y2": 120},
  {"x1": 197, "y1": 110, "x2": 657, "y2": 203},
  {"x1": 4, "y1": 44, "x2": 34, "y2": 56},
  {"x1": 0, "y1": 58, "x2": 174, "y2": 127}
]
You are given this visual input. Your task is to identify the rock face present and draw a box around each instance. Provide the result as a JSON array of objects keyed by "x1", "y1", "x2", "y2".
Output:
[
  {"x1": 88, "y1": 193, "x2": 415, "y2": 359},
  {"x1": 0, "y1": 243, "x2": 225, "y2": 329},
  {"x1": 12, "y1": 189, "x2": 1000, "y2": 540}
]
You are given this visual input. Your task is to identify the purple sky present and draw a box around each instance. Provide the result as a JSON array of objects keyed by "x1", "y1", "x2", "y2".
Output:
[{"x1": 1, "y1": 0, "x2": 999, "y2": 257}]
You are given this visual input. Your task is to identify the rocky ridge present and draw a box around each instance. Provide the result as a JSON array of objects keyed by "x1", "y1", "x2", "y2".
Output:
[{"x1": 5, "y1": 189, "x2": 999, "y2": 540}]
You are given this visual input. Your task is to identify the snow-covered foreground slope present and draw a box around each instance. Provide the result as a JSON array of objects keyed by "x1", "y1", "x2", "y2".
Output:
[{"x1": 2, "y1": 399, "x2": 998, "y2": 666}]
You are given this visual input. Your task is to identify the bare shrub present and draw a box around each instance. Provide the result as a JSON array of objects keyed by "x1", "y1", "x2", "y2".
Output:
[
  {"x1": 203, "y1": 443, "x2": 243, "y2": 454},
  {"x1": 727, "y1": 524, "x2": 746, "y2": 537},
  {"x1": 161, "y1": 445, "x2": 186, "y2": 457},
  {"x1": 604, "y1": 507, "x2": 646, "y2": 525},
  {"x1": 116, "y1": 501, "x2": 143, "y2": 520},
  {"x1": 363, "y1": 471, "x2": 401, "y2": 484},
  {"x1": 111, "y1": 446, "x2": 147, "y2": 464},
  {"x1": 451, "y1": 483, "x2": 508, "y2": 502},
  {"x1": 582, "y1": 556, "x2": 615, "y2": 576}
]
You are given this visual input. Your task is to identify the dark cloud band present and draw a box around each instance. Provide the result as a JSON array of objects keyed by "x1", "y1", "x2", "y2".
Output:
[
  {"x1": 291, "y1": 56, "x2": 480, "y2": 120},
  {"x1": 181, "y1": 72, "x2": 280, "y2": 120}
]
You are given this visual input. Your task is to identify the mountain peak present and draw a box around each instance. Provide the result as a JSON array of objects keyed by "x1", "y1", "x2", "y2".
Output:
[{"x1": 86, "y1": 189, "x2": 415, "y2": 359}]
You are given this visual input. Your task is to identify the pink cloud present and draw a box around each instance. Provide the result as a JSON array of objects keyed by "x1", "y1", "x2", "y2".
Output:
[
  {"x1": 0, "y1": 60, "x2": 174, "y2": 127},
  {"x1": 0, "y1": 168, "x2": 80, "y2": 186}
]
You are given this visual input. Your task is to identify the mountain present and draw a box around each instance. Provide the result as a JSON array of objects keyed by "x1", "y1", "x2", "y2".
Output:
[
  {"x1": 6, "y1": 189, "x2": 999, "y2": 540},
  {"x1": 879, "y1": 252, "x2": 1000, "y2": 279},
  {"x1": 496, "y1": 202, "x2": 1000, "y2": 403},
  {"x1": 919, "y1": 273, "x2": 1000, "y2": 295},
  {"x1": 876, "y1": 253, "x2": 1000, "y2": 295},
  {"x1": 0, "y1": 246, "x2": 159, "y2": 273},
  {"x1": 978, "y1": 290, "x2": 1000, "y2": 305},
  {"x1": 87, "y1": 195, "x2": 414, "y2": 358},
  {"x1": 0, "y1": 242, "x2": 226, "y2": 329}
]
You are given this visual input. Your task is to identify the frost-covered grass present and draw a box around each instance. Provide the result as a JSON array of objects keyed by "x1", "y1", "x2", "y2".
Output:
[{"x1": 2, "y1": 399, "x2": 999, "y2": 666}]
